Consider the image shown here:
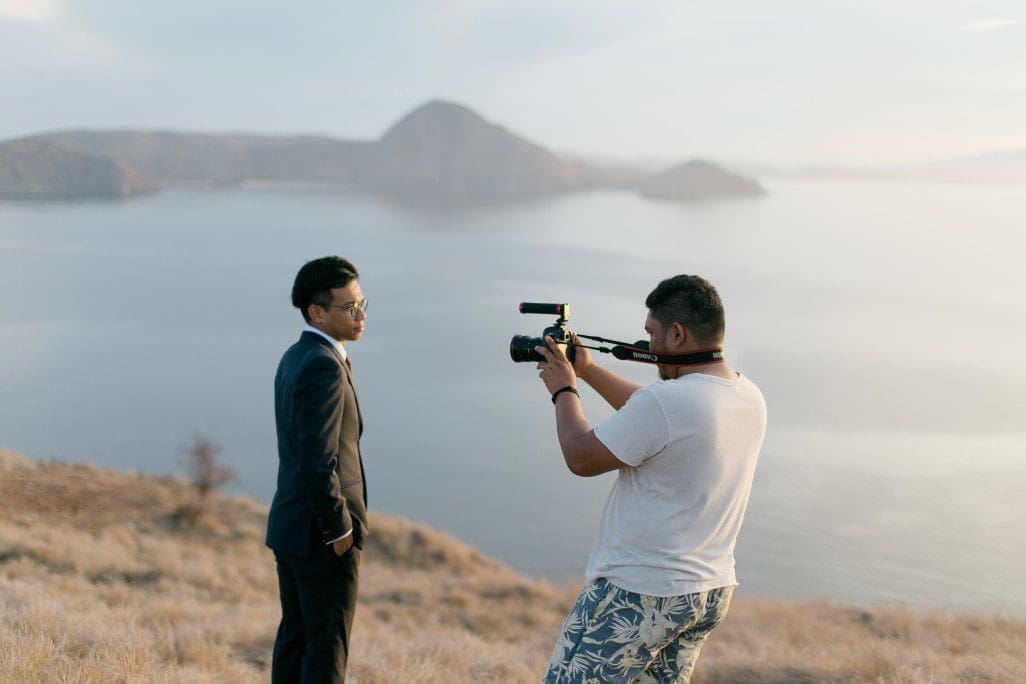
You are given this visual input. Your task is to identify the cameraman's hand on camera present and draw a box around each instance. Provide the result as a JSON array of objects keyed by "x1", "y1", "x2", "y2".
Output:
[
  {"x1": 568, "y1": 333, "x2": 595, "y2": 381},
  {"x1": 570, "y1": 333, "x2": 642, "y2": 411},
  {"x1": 535, "y1": 336, "x2": 577, "y2": 395}
]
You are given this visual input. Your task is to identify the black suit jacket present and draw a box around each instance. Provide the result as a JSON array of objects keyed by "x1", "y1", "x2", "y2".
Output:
[{"x1": 266, "y1": 331, "x2": 368, "y2": 556}]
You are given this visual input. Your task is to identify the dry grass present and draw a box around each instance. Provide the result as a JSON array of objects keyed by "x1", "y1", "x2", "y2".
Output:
[{"x1": 1, "y1": 448, "x2": 1024, "y2": 683}]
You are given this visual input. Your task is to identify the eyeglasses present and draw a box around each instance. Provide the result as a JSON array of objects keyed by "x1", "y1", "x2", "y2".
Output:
[{"x1": 328, "y1": 299, "x2": 369, "y2": 317}]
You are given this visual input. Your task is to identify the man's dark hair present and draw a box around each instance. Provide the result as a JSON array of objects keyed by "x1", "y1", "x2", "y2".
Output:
[
  {"x1": 292, "y1": 256, "x2": 359, "y2": 323},
  {"x1": 645, "y1": 274, "x2": 725, "y2": 346}
]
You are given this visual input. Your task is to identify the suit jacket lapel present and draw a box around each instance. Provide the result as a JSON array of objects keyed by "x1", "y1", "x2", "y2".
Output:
[
  {"x1": 342, "y1": 357, "x2": 363, "y2": 436},
  {"x1": 300, "y1": 331, "x2": 363, "y2": 434}
]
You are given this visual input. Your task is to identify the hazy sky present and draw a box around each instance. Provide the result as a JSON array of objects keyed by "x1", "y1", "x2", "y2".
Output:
[{"x1": 1, "y1": 0, "x2": 1024, "y2": 164}]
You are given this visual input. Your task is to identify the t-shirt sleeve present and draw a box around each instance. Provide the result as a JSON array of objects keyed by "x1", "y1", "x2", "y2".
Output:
[{"x1": 593, "y1": 388, "x2": 670, "y2": 467}]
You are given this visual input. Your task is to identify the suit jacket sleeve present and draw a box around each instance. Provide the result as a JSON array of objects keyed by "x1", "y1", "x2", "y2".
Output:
[{"x1": 294, "y1": 353, "x2": 352, "y2": 544}]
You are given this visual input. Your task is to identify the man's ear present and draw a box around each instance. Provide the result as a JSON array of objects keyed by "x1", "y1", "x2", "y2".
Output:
[
  {"x1": 670, "y1": 322, "x2": 687, "y2": 347},
  {"x1": 307, "y1": 304, "x2": 323, "y2": 325}
]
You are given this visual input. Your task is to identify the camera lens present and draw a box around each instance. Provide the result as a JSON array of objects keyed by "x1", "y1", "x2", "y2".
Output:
[{"x1": 510, "y1": 335, "x2": 543, "y2": 363}]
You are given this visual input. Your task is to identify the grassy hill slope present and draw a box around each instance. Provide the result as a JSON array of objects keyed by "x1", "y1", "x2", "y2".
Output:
[{"x1": 1, "y1": 449, "x2": 1023, "y2": 682}]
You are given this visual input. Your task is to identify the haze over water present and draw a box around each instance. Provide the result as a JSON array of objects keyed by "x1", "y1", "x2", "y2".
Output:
[{"x1": 2, "y1": 179, "x2": 1024, "y2": 615}]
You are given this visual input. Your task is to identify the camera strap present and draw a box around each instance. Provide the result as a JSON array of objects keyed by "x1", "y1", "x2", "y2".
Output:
[{"x1": 575, "y1": 334, "x2": 724, "y2": 366}]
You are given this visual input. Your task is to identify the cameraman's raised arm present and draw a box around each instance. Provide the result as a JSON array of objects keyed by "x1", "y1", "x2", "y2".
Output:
[
  {"x1": 570, "y1": 334, "x2": 641, "y2": 410},
  {"x1": 536, "y1": 337, "x2": 625, "y2": 477}
]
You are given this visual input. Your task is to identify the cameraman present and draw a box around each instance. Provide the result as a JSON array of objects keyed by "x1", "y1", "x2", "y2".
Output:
[{"x1": 534, "y1": 275, "x2": 766, "y2": 683}]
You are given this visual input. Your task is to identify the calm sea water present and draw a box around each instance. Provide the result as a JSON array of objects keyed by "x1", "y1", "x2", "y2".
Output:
[{"x1": 2, "y1": 180, "x2": 1024, "y2": 615}]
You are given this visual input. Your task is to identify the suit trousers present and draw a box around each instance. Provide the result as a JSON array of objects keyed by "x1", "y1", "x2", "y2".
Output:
[{"x1": 271, "y1": 544, "x2": 361, "y2": 683}]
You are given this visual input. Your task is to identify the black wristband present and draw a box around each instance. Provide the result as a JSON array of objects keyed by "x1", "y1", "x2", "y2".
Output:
[{"x1": 551, "y1": 385, "x2": 580, "y2": 404}]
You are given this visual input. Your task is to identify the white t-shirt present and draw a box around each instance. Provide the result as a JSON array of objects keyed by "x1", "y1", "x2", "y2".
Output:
[{"x1": 588, "y1": 371, "x2": 767, "y2": 597}]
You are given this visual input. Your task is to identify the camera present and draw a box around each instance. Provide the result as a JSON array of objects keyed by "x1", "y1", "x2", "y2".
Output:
[
  {"x1": 510, "y1": 303, "x2": 726, "y2": 368},
  {"x1": 510, "y1": 302, "x2": 577, "y2": 363}
]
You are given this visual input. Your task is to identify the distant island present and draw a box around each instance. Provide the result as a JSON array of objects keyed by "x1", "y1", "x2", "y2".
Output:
[
  {"x1": 0, "y1": 100, "x2": 765, "y2": 204},
  {"x1": 1, "y1": 448, "x2": 1022, "y2": 681},
  {"x1": 748, "y1": 149, "x2": 1026, "y2": 186},
  {"x1": 638, "y1": 159, "x2": 765, "y2": 201}
]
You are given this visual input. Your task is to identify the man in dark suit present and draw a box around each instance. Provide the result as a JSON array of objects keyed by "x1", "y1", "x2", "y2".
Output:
[{"x1": 267, "y1": 256, "x2": 369, "y2": 683}]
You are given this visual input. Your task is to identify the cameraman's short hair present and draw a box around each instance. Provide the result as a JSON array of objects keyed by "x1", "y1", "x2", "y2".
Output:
[
  {"x1": 292, "y1": 256, "x2": 359, "y2": 323},
  {"x1": 645, "y1": 275, "x2": 725, "y2": 346}
]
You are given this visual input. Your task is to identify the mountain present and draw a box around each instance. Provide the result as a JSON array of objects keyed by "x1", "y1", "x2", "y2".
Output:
[
  {"x1": 0, "y1": 101, "x2": 764, "y2": 204},
  {"x1": 0, "y1": 138, "x2": 153, "y2": 200},
  {"x1": 359, "y1": 100, "x2": 585, "y2": 202},
  {"x1": 638, "y1": 159, "x2": 766, "y2": 201},
  {"x1": 924, "y1": 149, "x2": 1026, "y2": 183}
]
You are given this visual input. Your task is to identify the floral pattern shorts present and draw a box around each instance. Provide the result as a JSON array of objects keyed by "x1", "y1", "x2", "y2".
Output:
[{"x1": 543, "y1": 578, "x2": 734, "y2": 683}]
